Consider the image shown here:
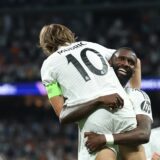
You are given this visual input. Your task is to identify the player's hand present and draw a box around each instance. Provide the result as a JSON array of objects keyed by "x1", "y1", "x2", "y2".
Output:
[
  {"x1": 99, "y1": 93, "x2": 124, "y2": 110},
  {"x1": 84, "y1": 132, "x2": 106, "y2": 154},
  {"x1": 151, "y1": 152, "x2": 160, "y2": 160}
]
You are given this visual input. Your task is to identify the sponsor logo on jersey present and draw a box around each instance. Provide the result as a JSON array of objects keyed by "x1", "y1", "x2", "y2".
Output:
[{"x1": 141, "y1": 100, "x2": 151, "y2": 114}]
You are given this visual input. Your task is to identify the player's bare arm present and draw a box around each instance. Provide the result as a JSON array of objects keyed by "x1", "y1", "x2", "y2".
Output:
[
  {"x1": 60, "y1": 93, "x2": 124, "y2": 124},
  {"x1": 48, "y1": 92, "x2": 124, "y2": 123},
  {"x1": 49, "y1": 95, "x2": 65, "y2": 117},
  {"x1": 85, "y1": 114, "x2": 152, "y2": 153},
  {"x1": 114, "y1": 115, "x2": 151, "y2": 145}
]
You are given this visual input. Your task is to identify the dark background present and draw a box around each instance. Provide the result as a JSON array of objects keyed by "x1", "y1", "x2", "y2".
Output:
[{"x1": 0, "y1": 1, "x2": 160, "y2": 159}]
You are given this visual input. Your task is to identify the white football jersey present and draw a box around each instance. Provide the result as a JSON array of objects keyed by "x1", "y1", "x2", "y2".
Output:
[
  {"x1": 41, "y1": 41, "x2": 136, "y2": 118},
  {"x1": 125, "y1": 87, "x2": 153, "y2": 121},
  {"x1": 143, "y1": 127, "x2": 160, "y2": 160}
]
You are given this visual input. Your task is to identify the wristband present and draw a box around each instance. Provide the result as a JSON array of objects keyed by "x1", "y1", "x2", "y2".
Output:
[{"x1": 104, "y1": 134, "x2": 114, "y2": 145}]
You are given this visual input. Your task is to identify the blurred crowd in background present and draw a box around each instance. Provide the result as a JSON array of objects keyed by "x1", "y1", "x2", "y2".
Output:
[
  {"x1": 0, "y1": 0, "x2": 159, "y2": 7},
  {"x1": 0, "y1": 1, "x2": 160, "y2": 160},
  {"x1": 0, "y1": 96, "x2": 78, "y2": 160},
  {"x1": 0, "y1": 118, "x2": 77, "y2": 160},
  {"x1": 0, "y1": 9, "x2": 160, "y2": 82}
]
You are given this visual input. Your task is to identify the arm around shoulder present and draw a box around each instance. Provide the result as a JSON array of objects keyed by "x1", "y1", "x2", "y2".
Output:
[
  {"x1": 60, "y1": 93, "x2": 124, "y2": 124},
  {"x1": 59, "y1": 98, "x2": 102, "y2": 124},
  {"x1": 113, "y1": 114, "x2": 152, "y2": 145}
]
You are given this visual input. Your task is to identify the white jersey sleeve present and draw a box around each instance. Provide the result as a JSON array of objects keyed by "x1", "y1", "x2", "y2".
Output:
[
  {"x1": 41, "y1": 59, "x2": 55, "y2": 86},
  {"x1": 125, "y1": 87, "x2": 153, "y2": 121},
  {"x1": 149, "y1": 127, "x2": 160, "y2": 156},
  {"x1": 144, "y1": 127, "x2": 160, "y2": 160}
]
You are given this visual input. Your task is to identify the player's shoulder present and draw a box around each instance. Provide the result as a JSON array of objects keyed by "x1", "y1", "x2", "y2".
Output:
[
  {"x1": 81, "y1": 41, "x2": 102, "y2": 47},
  {"x1": 82, "y1": 41, "x2": 107, "y2": 48},
  {"x1": 41, "y1": 59, "x2": 48, "y2": 77},
  {"x1": 40, "y1": 54, "x2": 56, "y2": 75},
  {"x1": 41, "y1": 56, "x2": 50, "y2": 71},
  {"x1": 126, "y1": 87, "x2": 152, "y2": 117},
  {"x1": 125, "y1": 87, "x2": 146, "y2": 95},
  {"x1": 81, "y1": 40, "x2": 98, "y2": 45},
  {"x1": 83, "y1": 41, "x2": 116, "y2": 53},
  {"x1": 125, "y1": 87, "x2": 150, "y2": 101}
]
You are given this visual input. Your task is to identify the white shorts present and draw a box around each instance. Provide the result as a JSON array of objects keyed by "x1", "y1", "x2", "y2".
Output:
[{"x1": 78, "y1": 108, "x2": 137, "y2": 160}]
